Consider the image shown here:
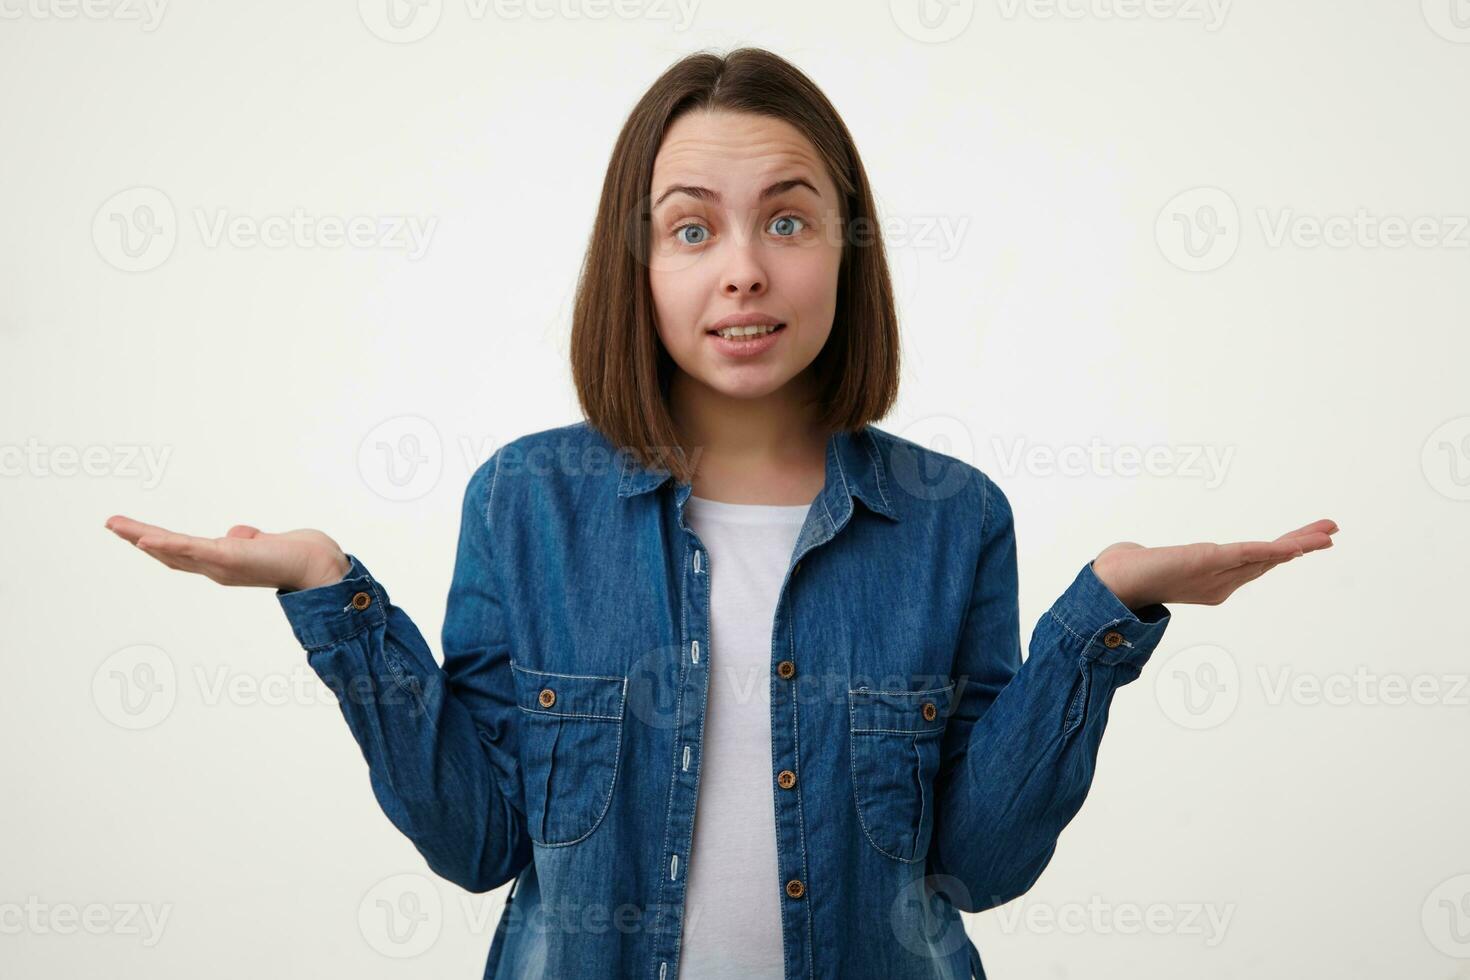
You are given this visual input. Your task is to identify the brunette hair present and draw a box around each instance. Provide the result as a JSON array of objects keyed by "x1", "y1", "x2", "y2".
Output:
[{"x1": 569, "y1": 46, "x2": 900, "y2": 484}]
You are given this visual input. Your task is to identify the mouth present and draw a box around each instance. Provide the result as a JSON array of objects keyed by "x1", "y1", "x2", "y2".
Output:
[{"x1": 706, "y1": 322, "x2": 787, "y2": 341}]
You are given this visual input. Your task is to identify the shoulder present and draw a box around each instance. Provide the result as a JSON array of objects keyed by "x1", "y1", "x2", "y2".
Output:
[
  {"x1": 465, "y1": 419, "x2": 617, "y2": 515},
  {"x1": 863, "y1": 423, "x2": 1009, "y2": 533}
]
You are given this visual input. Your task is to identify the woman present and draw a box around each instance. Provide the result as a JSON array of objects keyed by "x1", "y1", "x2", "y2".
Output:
[{"x1": 104, "y1": 47, "x2": 1336, "y2": 980}]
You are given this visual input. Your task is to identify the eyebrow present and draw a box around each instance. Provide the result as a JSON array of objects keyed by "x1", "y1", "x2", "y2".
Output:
[{"x1": 651, "y1": 177, "x2": 821, "y2": 211}]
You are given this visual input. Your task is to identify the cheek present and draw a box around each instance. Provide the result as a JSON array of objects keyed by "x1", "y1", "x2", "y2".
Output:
[
  {"x1": 782, "y1": 242, "x2": 843, "y2": 316},
  {"x1": 648, "y1": 268, "x2": 698, "y2": 350}
]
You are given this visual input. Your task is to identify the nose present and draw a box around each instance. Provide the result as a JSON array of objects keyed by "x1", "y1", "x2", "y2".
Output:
[{"x1": 720, "y1": 232, "x2": 767, "y2": 297}]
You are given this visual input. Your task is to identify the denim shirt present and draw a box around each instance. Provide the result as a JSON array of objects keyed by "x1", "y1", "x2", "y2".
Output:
[{"x1": 275, "y1": 420, "x2": 1171, "y2": 980}]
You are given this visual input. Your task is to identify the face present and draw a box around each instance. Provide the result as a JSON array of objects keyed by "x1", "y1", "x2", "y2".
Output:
[{"x1": 647, "y1": 109, "x2": 845, "y2": 405}]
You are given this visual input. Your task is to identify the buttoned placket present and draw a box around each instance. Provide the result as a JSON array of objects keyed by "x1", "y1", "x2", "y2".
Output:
[{"x1": 650, "y1": 481, "x2": 852, "y2": 980}]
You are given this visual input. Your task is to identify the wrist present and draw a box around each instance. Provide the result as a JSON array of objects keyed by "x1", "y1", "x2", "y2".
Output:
[
  {"x1": 288, "y1": 552, "x2": 351, "y2": 593},
  {"x1": 1089, "y1": 557, "x2": 1148, "y2": 612}
]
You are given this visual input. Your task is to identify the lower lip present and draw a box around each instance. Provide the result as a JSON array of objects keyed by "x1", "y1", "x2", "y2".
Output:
[{"x1": 707, "y1": 324, "x2": 786, "y2": 358}]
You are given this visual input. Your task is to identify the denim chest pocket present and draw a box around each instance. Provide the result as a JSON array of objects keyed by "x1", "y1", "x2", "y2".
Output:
[
  {"x1": 848, "y1": 681, "x2": 956, "y2": 863},
  {"x1": 510, "y1": 662, "x2": 628, "y2": 847}
]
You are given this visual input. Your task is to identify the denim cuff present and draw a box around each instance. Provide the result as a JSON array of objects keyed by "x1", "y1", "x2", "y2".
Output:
[
  {"x1": 1047, "y1": 559, "x2": 1171, "y2": 669},
  {"x1": 275, "y1": 553, "x2": 388, "y2": 651}
]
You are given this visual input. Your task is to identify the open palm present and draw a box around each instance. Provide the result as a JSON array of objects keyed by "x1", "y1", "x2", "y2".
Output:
[
  {"x1": 104, "y1": 515, "x2": 350, "y2": 593},
  {"x1": 1091, "y1": 518, "x2": 1338, "y2": 611}
]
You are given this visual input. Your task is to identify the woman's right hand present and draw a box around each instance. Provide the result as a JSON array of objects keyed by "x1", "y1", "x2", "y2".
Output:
[{"x1": 104, "y1": 515, "x2": 351, "y2": 593}]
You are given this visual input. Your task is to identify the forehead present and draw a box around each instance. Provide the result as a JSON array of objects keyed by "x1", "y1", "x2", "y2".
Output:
[{"x1": 651, "y1": 110, "x2": 832, "y2": 200}]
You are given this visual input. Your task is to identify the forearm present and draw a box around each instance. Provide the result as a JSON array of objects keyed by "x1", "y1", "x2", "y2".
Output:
[
  {"x1": 278, "y1": 556, "x2": 531, "y2": 893},
  {"x1": 927, "y1": 560, "x2": 1170, "y2": 912}
]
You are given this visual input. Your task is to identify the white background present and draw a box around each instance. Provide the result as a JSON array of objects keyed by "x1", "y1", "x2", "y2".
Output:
[{"x1": 2, "y1": 1, "x2": 1467, "y2": 977}]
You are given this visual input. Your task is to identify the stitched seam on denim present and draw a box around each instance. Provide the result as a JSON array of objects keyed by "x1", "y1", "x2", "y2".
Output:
[
  {"x1": 515, "y1": 706, "x2": 621, "y2": 721},
  {"x1": 1062, "y1": 658, "x2": 1091, "y2": 736},
  {"x1": 769, "y1": 562, "x2": 793, "y2": 974},
  {"x1": 665, "y1": 523, "x2": 709, "y2": 974},
  {"x1": 650, "y1": 522, "x2": 693, "y2": 973},
  {"x1": 1048, "y1": 608, "x2": 1091, "y2": 646},
  {"x1": 831, "y1": 430, "x2": 852, "y2": 521},
  {"x1": 848, "y1": 711, "x2": 925, "y2": 864},
  {"x1": 527, "y1": 677, "x2": 626, "y2": 847},
  {"x1": 510, "y1": 663, "x2": 625, "y2": 683},
  {"x1": 297, "y1": 617, "x2": 373, "y2": 652},
  {"x1": 381, "y1": 630, "x2": 427, "y2": 707},
  {"x1": 912, "y1": 737, "x2": 926, "y2": 860},
  {"x1": 864, "y1": 427, "x2": 895, "y2": 516},
  {"x1": 786, "y1": 600, "x2": 815, "y2": 979},
  {"x1": 487, "y1": 448, "x2": 502, "y2": 521},
  {"x1": 670, "y1": 530, "x2": 712, "y2": 973},
  {"x1": 848, "y1": 683, "x2": 956, "y2": 697}
]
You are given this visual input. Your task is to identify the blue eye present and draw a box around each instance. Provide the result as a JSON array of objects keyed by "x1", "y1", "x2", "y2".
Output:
[
  {"x1": 770, "y1": 214, "x2": 804, "y2": 237},
  {"x1": 675, "y1": 223, "x2": 709, "y2": 245}
]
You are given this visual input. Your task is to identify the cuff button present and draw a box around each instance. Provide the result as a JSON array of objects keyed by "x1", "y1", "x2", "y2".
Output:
[
  {"x1": 921, "y1": 701, "x2": 937, "y2": 722},
  {"x1": 538, "y1": 688, "x2": 557, "y2": 708}
]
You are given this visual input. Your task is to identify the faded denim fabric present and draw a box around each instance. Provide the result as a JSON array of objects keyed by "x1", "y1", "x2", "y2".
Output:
[{"x1": 275, "y1": 420, "x2": 1172, "y2": 980}]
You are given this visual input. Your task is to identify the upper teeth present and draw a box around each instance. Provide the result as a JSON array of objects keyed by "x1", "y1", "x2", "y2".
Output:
[{"x1": 716, "y1": 324, "x2": 780, "y2": 338}]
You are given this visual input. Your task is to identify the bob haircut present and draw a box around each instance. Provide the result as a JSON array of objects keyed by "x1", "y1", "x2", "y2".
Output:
[{"x1": 570, "y1": 46, "x2": 901, "y2": 486}]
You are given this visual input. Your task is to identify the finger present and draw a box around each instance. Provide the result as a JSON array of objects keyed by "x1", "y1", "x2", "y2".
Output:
[
  {"x1": 135, "y1": 539, "x2": 191, "y2": 572},
  {"x1": 225, "y1": 525, "x2": 261, "y2": 539},
  {"x1": 135, "y1": 529, "x2": 228, "y2": 573},
  {"x1": 1274, "y1": 519, "x2": 1338, "y2": 542},
  {"x1": 1288, "y1": 531, "x2": 1335, "y2": 555},
  {"x1": 1211, "y1": 555, "x2": 1292, "y2": 599},
  {"x1": 1216, "y1": 539, "x2": 1305, "y2": 570},
  {"x1": 104, "y1": 514, "x2": 180, "y2": 546}
]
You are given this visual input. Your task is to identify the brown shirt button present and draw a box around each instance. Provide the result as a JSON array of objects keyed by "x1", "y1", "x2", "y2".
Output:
[
  {"x1": 776, "y1": 660, "x2": 796, "y2": 680},
  {"x1": 921, "y1": 701, "x2": 937, "y2": 722},
  {"x1": 538, "y1": 688, "x2": 556, "y2": 708},
  {"x1": 1103, "y1": 631, "x2": 1124, "y2": 649},
  {"x1": 777, "y1": 769, "x2": 796, "y2": 790},
  {"x1": 785, "y1": 878, "x2": 805, "y2": 899},
  {"x1": 350, "y1": 591, "x2": 372, "y2": 610}
]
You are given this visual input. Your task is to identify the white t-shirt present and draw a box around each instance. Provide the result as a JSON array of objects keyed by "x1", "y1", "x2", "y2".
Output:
[{"x1": 676, "y1": 493, "x2": 812, "y2": 979}]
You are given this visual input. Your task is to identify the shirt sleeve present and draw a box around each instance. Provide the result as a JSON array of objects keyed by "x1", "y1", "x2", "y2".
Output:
[
  {"x1": 925, "y1": 470, "x2": 1171, "y2": 913},
  {"x1": 275, "y1": 450, "x2": 532, "y2": 893}
]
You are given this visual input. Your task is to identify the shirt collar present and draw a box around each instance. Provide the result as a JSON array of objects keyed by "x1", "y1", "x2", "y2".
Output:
[{"x1": 615, "y1": 425, "x2": 900, "y2": 523}]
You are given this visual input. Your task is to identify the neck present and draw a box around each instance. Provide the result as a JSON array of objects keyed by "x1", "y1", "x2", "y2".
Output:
[{"x1": 667, "y1": 370, "x2": 830, "y2": 500}]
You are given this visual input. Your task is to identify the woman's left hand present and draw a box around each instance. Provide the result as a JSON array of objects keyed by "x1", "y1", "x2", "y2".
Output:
[{"x1": 1090, "y1": 518, "x2": 1338, "y2": 612}]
